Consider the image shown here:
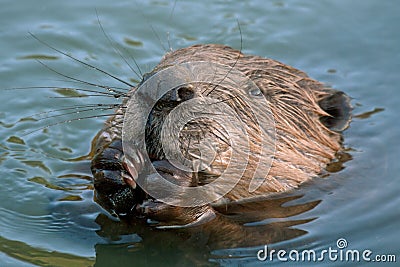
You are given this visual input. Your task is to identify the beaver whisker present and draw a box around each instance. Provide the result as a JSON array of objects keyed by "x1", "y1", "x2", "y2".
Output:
[
  {"x1": 183, "y1": 131, "x2": 193, "y2": 160},
  {"x1": 49, "y1": 95, "x2": 122, "y2": 99},
  {"x1": 8, "y1": 86, "x2": 127, "y2": 98},
  {"x1": 95, "y1": 12, "x2": 143, "y2": 80},
  {"x1": 52, "y1": 79, "x2": 131, "y2": 92},
  {"x1": 209, "y1": 94, "x2": 240, "y2": 105},
  {"x1": 33, "y1": 106, "x2": 121, "y2": 122},
  {"x1": 9, "y1": 85, "x2": 125, "y2": 136},
  {"x1": 23, "y1": 113, "x2": 118, "y2": 136},
  {"x1": 150, "y1": 24, "x2": 168, "y2": 52},
  {"x1": 207, "y1": 126, "x2": 231, "y2": 148},
  {"x1": 30, "y1": 32, "x2": 136, "y2": 88},
  {"x1": 32, "y1": 103, "x2": 120, "y2": 116},
  {"x1": 205, "y1": 21, "x2": 243, "y2": 97},
  {"x1": 168, "y1": 0, "x2": 178, "y2": 21},
  {"x1": 35, "y1": 60, "x2": 130, "y2": 98}
]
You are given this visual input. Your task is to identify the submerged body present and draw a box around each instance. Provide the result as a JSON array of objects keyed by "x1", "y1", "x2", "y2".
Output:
[{"x1": 91, "y1": 44, "x2": 351, "y2": 226}]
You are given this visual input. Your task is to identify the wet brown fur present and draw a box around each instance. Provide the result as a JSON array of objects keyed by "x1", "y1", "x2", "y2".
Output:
[{"x1": 92, "y1": 44, "x2": 350, "y2": 223}]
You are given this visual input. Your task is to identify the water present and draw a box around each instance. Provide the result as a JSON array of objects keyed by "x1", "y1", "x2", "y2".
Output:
[{"x1": 0, "y1": 0, "x2": 399, "y2": 266}]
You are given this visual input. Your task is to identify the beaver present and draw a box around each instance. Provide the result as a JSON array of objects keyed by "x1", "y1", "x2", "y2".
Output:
[{"x1": 91, "y1": 44, "x2": 351, "y2": 227}]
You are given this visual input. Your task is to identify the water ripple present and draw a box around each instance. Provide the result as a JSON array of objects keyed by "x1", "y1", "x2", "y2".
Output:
[{"x1": 0, "y1": 207, "x2": 70, "y2": 236}]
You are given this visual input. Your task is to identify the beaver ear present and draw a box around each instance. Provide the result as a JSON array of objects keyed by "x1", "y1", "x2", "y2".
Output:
[{"x1": 319, "y1": 90, "x2": 352, "y2": 132}]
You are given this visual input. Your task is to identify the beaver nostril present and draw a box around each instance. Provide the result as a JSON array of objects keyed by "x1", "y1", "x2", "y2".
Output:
[{"x1": 177, "y1": 86, "x2": 195, "y2": 101}]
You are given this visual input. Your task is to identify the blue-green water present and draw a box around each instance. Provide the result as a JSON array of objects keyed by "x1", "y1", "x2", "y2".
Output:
[{"x1": 1, "y1": 0, "x2": 399, "y2": 266}]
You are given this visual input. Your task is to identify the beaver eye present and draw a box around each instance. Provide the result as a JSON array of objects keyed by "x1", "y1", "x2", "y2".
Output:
[{"x1": 249, "y1": 88, "x2": 263, "y2": 97}]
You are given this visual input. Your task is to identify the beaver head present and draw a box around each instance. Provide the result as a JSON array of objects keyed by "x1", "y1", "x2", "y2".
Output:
[{"x1": 92, "y1": 44, "x2": 351, "y2": 227}]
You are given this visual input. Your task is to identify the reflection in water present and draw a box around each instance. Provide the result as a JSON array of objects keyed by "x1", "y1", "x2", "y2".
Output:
[
  {"x1": 93, "y1": 194, "x2": 321, "y2": 266},
  {"x1": 0, "y1": 235, "x2": 94, "y2": 266},
  {"x1": 353, "y1": 107, "x2": 384, "y2": 120}
]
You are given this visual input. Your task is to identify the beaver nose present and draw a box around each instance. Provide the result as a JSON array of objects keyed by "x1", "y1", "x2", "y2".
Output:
[{"x1": 176, "y1": 85, "x2": 195, "y2": 101}]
